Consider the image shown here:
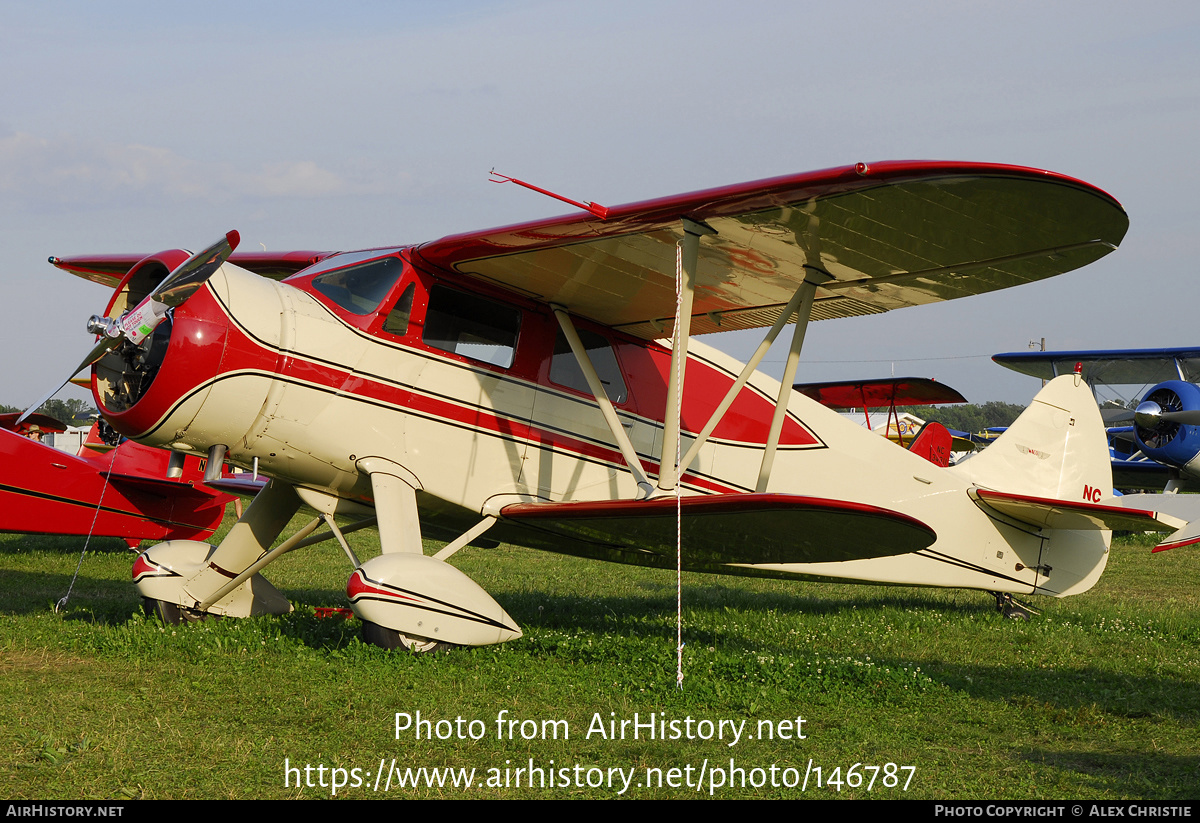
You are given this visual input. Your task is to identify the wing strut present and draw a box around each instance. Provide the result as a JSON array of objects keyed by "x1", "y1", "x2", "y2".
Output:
[
  {"x1": 433, "y1": 516, "x2": 498, "y2": 561},
  {"x1": 553, "y1": 307, "x2": 655, "y2": 498},
  {"x1": 755, "y1": 268, "x2": 829, "y2": 492},
  {"x1": 677, "y1": 276, "x2": 822, "y2": 475},
  {"x1": 658, "y1": 218, "x2": 716, "y2": 493}
]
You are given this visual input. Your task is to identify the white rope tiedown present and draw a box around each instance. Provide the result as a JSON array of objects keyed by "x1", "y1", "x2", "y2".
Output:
[
  {"x1": 56, "y1": 462, "x2": 115, "y2": 612},
  {"x1": 674, "y1": 242, "x2": 684, "y2": 689}
]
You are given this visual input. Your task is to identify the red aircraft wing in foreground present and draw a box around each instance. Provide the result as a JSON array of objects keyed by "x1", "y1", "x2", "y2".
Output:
[{"x1": 0, "y1": 419, "x2": 232, "y2": 548}]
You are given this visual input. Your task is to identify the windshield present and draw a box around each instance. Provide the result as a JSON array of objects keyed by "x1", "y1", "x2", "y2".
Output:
[{"x1": 310, "y1": 255, "x2": 404, "y2": 315}]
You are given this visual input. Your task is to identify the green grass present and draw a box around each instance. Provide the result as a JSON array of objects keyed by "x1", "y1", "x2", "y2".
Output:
[{"x1": 2, "y1": 518, "x2": 1198, "y2": 799}]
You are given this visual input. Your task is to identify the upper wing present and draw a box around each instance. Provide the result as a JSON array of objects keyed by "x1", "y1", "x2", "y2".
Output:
[
  {"x1": 993, "y1": 347, "x2": 1200, "y2": 385},
  {"x1": 50, "y1": 250, "x2": 335, "y2": 288},
  {"x1": 793, "y1": 377, "x2": 967, "y2": 409},
  {"x1": 0, "y1": 412, "x2": 68, "y2": 434},
  {"x1": 415, "y1": 161, "x2": 1128, "y2": 339}
]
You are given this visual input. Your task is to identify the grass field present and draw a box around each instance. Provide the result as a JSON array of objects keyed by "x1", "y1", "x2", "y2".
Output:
[{"x1": 2, "y1": 516, "x2": 1198, "y2": 799}]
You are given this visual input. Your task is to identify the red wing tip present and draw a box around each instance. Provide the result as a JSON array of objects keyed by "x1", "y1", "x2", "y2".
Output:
[
  {"x1": 226, "y1": 230, "x2": 241, "y2": 250},
  {"x1": 1153, "y1": 534, "x2": 1200, "y2": 552}
]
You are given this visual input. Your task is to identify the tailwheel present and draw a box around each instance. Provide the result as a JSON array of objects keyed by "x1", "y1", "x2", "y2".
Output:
[
  {"x1": 989, "y1": 591, "x2": 1039, "y2": 621},
  {"x1": 142, "y1": 597, "x2": 215, "y2": 625},
  {"x1": 361, "y1": 620, "x2": 454, "y2": 653}
]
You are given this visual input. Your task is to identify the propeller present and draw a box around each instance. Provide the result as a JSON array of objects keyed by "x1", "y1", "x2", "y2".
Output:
[
  {"x1": 1134, "y1": 400, "x2": 1200, "y2": 428},
  {"x1": 18, "y1": 231, "x2": 240, "y2": 424}
]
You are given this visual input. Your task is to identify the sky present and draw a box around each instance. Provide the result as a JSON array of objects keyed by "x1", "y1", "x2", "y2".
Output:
[{"x1": 2, "y1": 0, "x2": 1198, "y2": 409}]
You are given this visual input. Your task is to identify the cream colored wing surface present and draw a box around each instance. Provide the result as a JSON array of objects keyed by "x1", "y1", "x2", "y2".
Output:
[{"x1": 414, "y1": 161, "x2": 1127, "y2": 339}]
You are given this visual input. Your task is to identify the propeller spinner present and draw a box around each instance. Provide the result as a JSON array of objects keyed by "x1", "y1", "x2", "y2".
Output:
[
  {"x1": 1134, "y1": 398, "x2": 1200, "y2": 430},
  {"x1": 1131, "y1": 385, "x2": 1200, "y2": 450},
  {"x1": 19, "y1": 231, "x2": 240, "y2": 424}
]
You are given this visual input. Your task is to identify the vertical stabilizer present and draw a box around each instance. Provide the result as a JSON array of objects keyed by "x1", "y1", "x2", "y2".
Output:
[{"x1": 951, "y1": 374, "x2": 1112, "y2": 500}]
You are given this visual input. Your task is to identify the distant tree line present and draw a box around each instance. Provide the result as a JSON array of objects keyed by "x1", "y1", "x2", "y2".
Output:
[{"x1": 892, "y1": 401, "x2": 1027, "y2": 434}]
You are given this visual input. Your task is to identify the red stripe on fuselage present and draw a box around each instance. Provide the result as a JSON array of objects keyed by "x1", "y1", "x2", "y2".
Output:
[{"x1": 108, "y1": 282, "x2": 820, "y2": 496}]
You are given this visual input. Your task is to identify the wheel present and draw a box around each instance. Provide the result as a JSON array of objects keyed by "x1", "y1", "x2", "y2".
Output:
[
  {"x1": 362, "y1": 620, "x2": 453, "y2": 653},
  {"x1": 142, "y1": 597, "x2": 213, "y2": 625},
  {"x1": 989, "y1": 591, "x2": 1037, "y2": 621}
]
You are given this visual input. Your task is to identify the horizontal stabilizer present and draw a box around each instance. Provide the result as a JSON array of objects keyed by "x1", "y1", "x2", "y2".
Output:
[
  {"x1": 1119, "y1": 493, "x2": 1200, "y2": 552},
  {"x1": 971, "y1": 489, "x2": 1186, "y2": 532},
  {"x1": 499, "y1": 493, "x2": 935, "y2": 566},
  {"x1": 1152, "y1": 521, "x2": 1200, "y2": 552},
  {"x1": 204, "y1": 476, "x2": 268, "y2": 498}
]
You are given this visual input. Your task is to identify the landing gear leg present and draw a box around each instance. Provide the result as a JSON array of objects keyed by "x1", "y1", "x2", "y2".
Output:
[
  {"x1": 133, "y1": 480, "x2": 302, "y2": 621},
  {"x1": 990, "y1": 591, "x2": 1039, "y2": 620}
]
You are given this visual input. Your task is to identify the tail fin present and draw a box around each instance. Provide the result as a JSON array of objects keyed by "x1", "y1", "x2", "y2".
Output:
[
  {"x1": 906, "y1": 420, "x2": 953, "y2": 467},
  {"x1": 950, "y1": 373, "x2": 1111, "y2": 500}
]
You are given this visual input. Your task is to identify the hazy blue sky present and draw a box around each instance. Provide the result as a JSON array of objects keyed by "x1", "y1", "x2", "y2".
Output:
[{"x1": 3, "y1": 1, "x2": 1197, "y2": 407}]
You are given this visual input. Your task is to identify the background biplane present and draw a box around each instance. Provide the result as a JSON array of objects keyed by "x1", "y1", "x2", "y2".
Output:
[
  {"x1": 994, "y1": 347, "x2": 1200, "y2": 494},
  {"x1": 0, "y1": 416, "x2": 232, "y2": 548},
  {"x1": 28, "y1": 160, "x2": 1195, "y2": 646},
  {"x1": 793, "y1": 377, "x2": 973, "y2": 465}
]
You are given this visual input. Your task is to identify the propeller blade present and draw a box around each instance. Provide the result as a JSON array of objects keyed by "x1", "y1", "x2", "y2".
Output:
[
  {"x1": 1102, "y1": 408, "x2": 1135, "y2": 425},
  {"x1": 117, "y1": 230, "x2": 241, "y2": 346},
  {"x1": 1160, "y1": 409, "x2": 1200, "y2": 425},
  {"x1": 16, "y1": 337, "x2": 120, "y2": 424},
  {"x1": 151, "y1": 230, "x2": 240, "y2": 307},
  {"x1": 17, "y1": 230, "x2": 240, "y2": 426}
]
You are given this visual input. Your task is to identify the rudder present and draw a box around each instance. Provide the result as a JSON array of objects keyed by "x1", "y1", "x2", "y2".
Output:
[{"x1": 950, "y1": 373, "x2": 1112, "y2": 501}]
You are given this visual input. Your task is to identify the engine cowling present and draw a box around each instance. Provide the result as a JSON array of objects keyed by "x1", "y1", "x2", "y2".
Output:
[
  {"x1": 1132, "y1": 380, "x2": 1200, "y2": 476},
  {"x1": 91, "y1": 250, "x2": 191, "y2": 414}
]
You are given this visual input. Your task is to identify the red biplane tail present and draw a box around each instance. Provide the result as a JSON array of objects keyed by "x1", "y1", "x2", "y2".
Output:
[{"x1": 906, "y1": 420, "x2": 954, "y2": 468}]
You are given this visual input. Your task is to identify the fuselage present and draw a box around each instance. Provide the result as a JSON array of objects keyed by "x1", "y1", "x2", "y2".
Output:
[{"x1": 92, "y1": 248, "x2": 1110, "y2": 597}]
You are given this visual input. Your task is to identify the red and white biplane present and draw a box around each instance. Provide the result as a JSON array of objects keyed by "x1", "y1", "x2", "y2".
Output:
[
  {"x1": 33, "y1": 160, "x2": 1196, "y2": 647},
  {"x1": 0, "y1": 416, "x2": 232, "y2": 549},
  {"x1": 793, "y1": 377, "x2": 972, "y2": 466}
]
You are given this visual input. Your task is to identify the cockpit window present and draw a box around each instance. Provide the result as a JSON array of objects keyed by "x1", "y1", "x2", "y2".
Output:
[
  {"x1": 312, "y1": 255, "x2": 404, "y2": 315},
  {"x1": 295, "y1": 248, "x2": 401, "y2": 278},
  {"x1": 550, "y1": 329, "x2": 628, "y2": 403},
  {"x1": 423, "y1": 286, "x2": 520, "y2": 369},
  {"x1": 382, "y1": 283, "x2": 416, "y2": 336}
]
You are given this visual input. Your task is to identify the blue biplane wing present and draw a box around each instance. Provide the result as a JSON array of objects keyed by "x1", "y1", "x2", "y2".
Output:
[{"x1": 993, "y1": 347, "x2": 1200, "y2": 386}]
